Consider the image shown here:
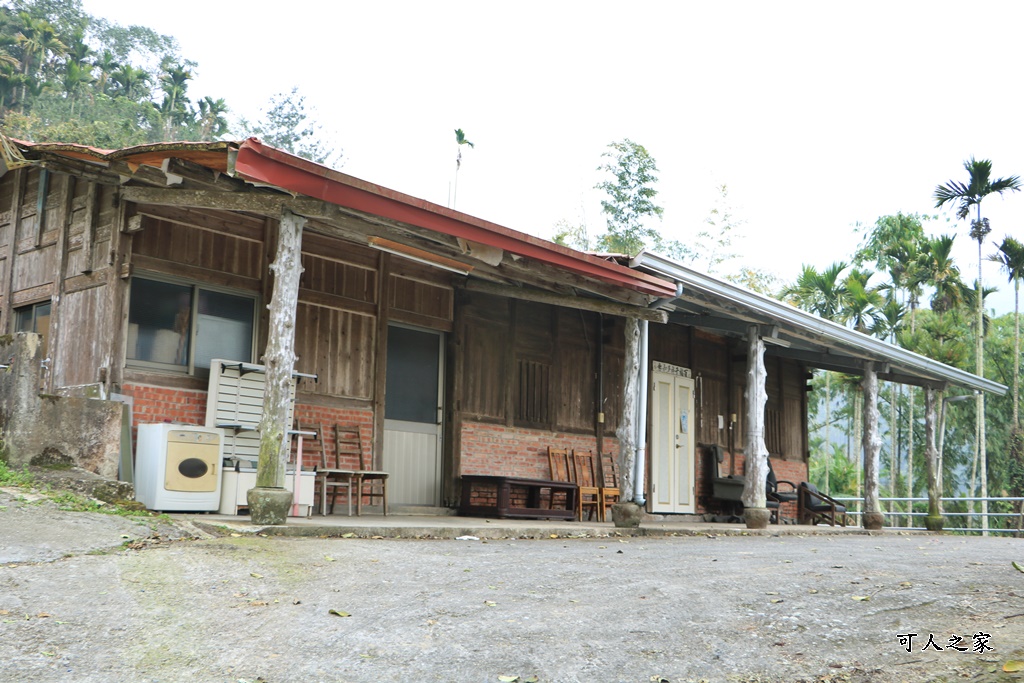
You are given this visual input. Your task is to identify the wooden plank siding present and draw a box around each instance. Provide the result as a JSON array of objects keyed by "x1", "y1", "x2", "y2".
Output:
[
  {"x1": 648, "y1": 324, "x2": 809, "y2": 464},
  {"x1": 456, "y1": 290, "x2": 615, "y2": 436}
]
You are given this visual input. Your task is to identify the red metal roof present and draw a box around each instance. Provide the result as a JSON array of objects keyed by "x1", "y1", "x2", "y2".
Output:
[{"x1": 14, "y1": 137, "x2": 676, "y2": 298}]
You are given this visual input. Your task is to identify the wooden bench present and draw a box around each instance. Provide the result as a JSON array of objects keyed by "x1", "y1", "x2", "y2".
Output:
[{"x1": 459, "y1": 475, "x2": 579, "y2": 520}]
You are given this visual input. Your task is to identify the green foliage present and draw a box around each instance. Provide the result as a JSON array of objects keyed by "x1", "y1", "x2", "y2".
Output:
[
  {"x1": 239, "y1": 87, "x2": 339, "y2": 166},
  {"x1": 0, "y1": 458, "x2": 35, "y2": 487},
  {"x1": 593, "y1": 139, "x2": 663, "y2": 255},
  {"x1": 551, "y1": 219, "x2": 589, "y2": 251},
  {"x1": 667, "y1": 184, "x2": 742, "y2": 274},
  {"x1": 934, "y1": 157, "x2": 1022, "y2": 222}
]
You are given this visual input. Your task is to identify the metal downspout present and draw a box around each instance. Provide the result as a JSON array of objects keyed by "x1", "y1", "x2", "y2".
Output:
[{"x1": 634, "y1": 282, "x2": 682, "y2": 506}]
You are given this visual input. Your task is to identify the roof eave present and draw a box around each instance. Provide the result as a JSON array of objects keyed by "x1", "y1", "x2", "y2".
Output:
[{"x1": 631, "y1": 251, "x2": 1008, "y2": 395}]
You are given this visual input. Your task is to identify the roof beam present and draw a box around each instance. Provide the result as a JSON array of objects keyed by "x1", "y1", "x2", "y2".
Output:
[{"x1": 464, "y1": 280, "x2": 668, "y2": 323}]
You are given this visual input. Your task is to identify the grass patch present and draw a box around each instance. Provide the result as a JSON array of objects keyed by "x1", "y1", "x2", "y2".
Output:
[{"x1": 0, "y1": 459, "x2": 35, "y2": 488}]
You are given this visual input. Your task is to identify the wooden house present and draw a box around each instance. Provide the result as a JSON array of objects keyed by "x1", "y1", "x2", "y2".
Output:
[{"x1": 0, "y1": 138, "x2": 1003, "y2": 521}]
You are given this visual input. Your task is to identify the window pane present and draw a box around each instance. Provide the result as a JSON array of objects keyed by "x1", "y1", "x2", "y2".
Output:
[
  {"x1": 127, "y1": 279, "x2": 191, "y2": 366},
  {"x1": 385, "y1": 326, "x2": 440, "y2": 423},
  {"x1": 194, "y1": 289, "x2": 254, "y2": 369}
]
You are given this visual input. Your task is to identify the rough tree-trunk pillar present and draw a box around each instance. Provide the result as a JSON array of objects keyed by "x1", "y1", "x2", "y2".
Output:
[
  {"x1": 861, "y1": 362, "x2": 884, "y2": 530},
  {"x1": 248, "y1": 209, "x2": 306, "y2": 525},
  {"x1": 617, "y1": 318, "x2": 640, "y2": 502},
  {"x1": 924, "y1": 386, "x2": 943, "y2": 531},
  {"x1": 742, "y1": 325, "x2": 770, "y2": 529},
  {"x1": 612, "y1": 317, "x2": 642, "y2": 527}
]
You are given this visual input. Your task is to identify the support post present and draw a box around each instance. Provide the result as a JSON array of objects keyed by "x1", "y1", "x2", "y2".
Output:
[
  {"x1": 742, "y1": 325, "x2": 770, "y2": 529},
  {"x1": 617, "y1": 317, "x2": 639, "y2": 502},
  {"x1": 861, "y1": 362, "x2": 883, "y2": 529},
  {"x1": 249, "y1": 209, "x2": 305, "y2": 525},
  {"x1": 611, "y1": 317, "x2": 642, "y2": 527},
  {"x1": 924, "y1": 386, "x2": 943, "y2": 531}
]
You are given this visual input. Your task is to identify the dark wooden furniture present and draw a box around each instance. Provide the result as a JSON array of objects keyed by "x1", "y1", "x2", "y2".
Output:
[
  {"x1": 460, "y1": 475, "x2": 579, "y2": 520},
  {"x1": 798, "y1": 482, "x2": 848, "y2": 527}
]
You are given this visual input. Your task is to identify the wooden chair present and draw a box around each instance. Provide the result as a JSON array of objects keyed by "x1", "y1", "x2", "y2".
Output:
[
  {"x1": 572, "y1": 449, "x2": 601, "y2": 522},
  {"x1": 766, "y1": 459, "x2": 798, "y2": 523},
  {"x1": 300, "y1": 420, "x2": 357, "y2": 516},
  {"x1": 599, "y1": 453, "x2": 621, "y2": 522},
  {"x1": 798, "y1": 482, "x2": 848, "y2": 527},
  {"x1": 336, "y1": 424, "x2": 388, "y2": 516},
  {"x1": 547, "y1": 447, "x2": 571, "y2": 510}
]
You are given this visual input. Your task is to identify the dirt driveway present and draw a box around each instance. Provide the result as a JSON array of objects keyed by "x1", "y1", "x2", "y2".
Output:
[{"x1": 1, "y1": 487, "x2": 1023, "y2": 683}]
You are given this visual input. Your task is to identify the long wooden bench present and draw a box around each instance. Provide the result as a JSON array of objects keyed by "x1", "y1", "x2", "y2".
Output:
[{"x1": 459, "y1": 475, "x2": 579, "y2": 520}]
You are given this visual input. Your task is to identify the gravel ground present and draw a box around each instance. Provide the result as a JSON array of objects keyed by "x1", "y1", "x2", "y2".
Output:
[{"x1": 1, "y1": 488, "x2": 1023, "y2": 683}]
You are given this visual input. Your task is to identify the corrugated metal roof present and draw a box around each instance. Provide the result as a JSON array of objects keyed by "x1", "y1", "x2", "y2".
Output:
[{"x1": 632, "y1": 251, "x2": 1007, "y2": 394}]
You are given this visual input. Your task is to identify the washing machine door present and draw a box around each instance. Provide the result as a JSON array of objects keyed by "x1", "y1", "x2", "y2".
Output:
[{"x1": 164, "y1": 430, "x2": 220, "y2": 492}]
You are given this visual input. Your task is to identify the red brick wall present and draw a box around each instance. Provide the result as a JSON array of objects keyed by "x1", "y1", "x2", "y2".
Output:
[
  {"x1": 460, "y1": 421, "x2": 617, "y2": 479},
  {"x1": 122, "y1": 382, "x2": 374, "y2": 470},
  {"x1": 122, "y1": 383, "x2": 208, "y2": 442},
  {"x1": 290, "y1": 404, "x2": 374, "y2": 470}
]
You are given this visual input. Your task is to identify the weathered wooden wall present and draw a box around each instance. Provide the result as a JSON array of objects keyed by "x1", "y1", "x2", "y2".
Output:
[
  {"x1": 456, "y1": 290, "x2": 619, "y2": 436},
  {"x1": 649, "y1": 324, "x2": 808, "y2": 462}
]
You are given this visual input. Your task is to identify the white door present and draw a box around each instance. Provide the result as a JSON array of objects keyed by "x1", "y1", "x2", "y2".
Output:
[
  {"x1": 384, "y1": 325, "x2": 444, "y2": 506},
  {"x1": 650, "y1": 366, "x2": 696, "y2": 514}
]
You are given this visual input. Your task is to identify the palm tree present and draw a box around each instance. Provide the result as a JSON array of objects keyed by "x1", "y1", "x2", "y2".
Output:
[
  {"x1": 782, "y1": 262, "x2": 849, "y2": 493},
  {"x1": 93, "y1": 50, "x2": 119, "y2": 95},
  {"x1": 452, "y1": 128, "x2": 474, "y2": 209},
  {"x1": 989, "y1": 236, "x2": 1024, "y2": 427},
  {"x1": 60, "y1": 60, "x2": 92, "y2": 115},
  {"x1": 110, "y1": 65, "x2": 149, "y2": 100},
  {"x1": 935, "y1": 157, "x2": 1022, "y2": 533},
  {"x1": 197, "y1": 96, "x2": 229, "y2": 141}
]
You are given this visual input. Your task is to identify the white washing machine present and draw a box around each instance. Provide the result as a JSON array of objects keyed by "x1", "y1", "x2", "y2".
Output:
[{"x1": 135, "y1": 424, "x2": 223, "y2": 511}]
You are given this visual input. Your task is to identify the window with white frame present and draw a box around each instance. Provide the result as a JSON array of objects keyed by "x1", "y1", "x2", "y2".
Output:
[{"x1": 127, "y1": 276, "x2": 256, "y2": 374}]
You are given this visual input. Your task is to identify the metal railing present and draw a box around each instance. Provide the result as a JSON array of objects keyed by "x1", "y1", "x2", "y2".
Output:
[{"x1": 831, "y1": 495, "x2": 1024, "y2": 534}]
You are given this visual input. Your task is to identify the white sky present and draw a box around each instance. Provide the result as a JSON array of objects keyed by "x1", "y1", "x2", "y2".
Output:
[{"x1": 81, "y1": 0, "x2": 1024, "y2": 314}]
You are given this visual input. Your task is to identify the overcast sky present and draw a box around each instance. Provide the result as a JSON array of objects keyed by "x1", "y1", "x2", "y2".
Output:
[{"x1": 81, "y1": 0, "x2": 1024, "y2": 314}]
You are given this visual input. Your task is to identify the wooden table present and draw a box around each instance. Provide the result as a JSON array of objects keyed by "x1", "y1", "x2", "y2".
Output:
[{"x1": 459, "y1": 475, "x2": 579, "y2": 520}]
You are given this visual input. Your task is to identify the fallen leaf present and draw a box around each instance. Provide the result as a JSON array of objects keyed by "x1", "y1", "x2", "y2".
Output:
[
  {"x1": 524, "y1": 677, "x2": 539, "y2": 683},
  {"x1": 770, "y1": 599, "x2": 784, "y2": 604},
  {"x1": 231, "y1": 533, "x2": 242, "y2": 537},
  {"x1": 808, "y1": 589, "x2": 819, "y2": 594},
  {"x1": 1012, "y1": 561, "x2": 1024, "y2": 573},
  {"x1": 324, "y1": 556, "x2": 335, "y2": 562},
  {"x1": 342, "y1": 532, "x2": 356, "y2": 538},
  {"x1": 36, "y1": 612, "x2": 51, "y2": 618},
  {"x1": 899, "y1": 581, "x2": 912, "y2": 588},
  {"x1": 852, "y1": 595, "x2": 870, "y2": 601},
  {"x1": 1003, "y1": 661, "x2": 1024, "y2": 673},
  {"x1": 549, "y1": 534, "x2": 559, "y2": 539},
  {"x1": 766, "y1": 591, "x2": 780, "y2": 595},
  {"x1": 371, "y1": 535, "x2": 384, "y2": 540},
  {"x1": 41, "y1": 651, "x2": 55, "y2": 657},
  {"x1": 250, "y1": 573, "x2": 263, "y2": 579},
  {"x1": 498, "y1": 676, "x2": 520, "y2": 682},
  {"x1": 329, "y1": 609, "x2": 351, "y2": 617},
  {"x1": 250, "y1": 600, "x2": 268, "y2": 607}
]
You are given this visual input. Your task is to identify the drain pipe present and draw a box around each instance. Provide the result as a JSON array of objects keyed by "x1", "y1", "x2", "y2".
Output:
[{"x1": 633, "y1": 282, "x2": 682, "y2": 506}]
